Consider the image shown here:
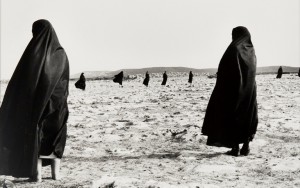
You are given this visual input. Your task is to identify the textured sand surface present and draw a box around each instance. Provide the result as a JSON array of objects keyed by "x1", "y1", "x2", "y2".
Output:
[{"x1": 1, "y1": 73, "x2": 300, "y2": 188}]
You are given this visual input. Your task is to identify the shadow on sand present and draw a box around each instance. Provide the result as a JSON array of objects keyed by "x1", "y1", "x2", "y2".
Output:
[
  {"x1": 65, "y1": 151, "x2": 224, "y2": 163},
  {"x1": 8, "y1": 152, "x2": 224, "y2": 185}
]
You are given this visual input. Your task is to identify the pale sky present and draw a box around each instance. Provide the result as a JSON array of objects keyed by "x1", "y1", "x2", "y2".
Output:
[{"x1": 0, "y1": 0, "x2": 299, "y2": 79}]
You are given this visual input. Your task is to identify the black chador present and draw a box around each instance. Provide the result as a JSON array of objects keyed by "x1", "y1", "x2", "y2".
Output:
[
  {"x1": 0, "y1": 20, "x2": 69, "y2": 177},
  {"x1": 201, "y1": 26, "x2": 258, "y2": 157},
  {"x1": 113, "y1": 71, "x2": 124, "y2": 85},
  {"x1": 161, "y1": 71, "x2": 168, "y2": 85},
  {"x1": 298, "y1": 67, "x2": 300, "y2": 77},
  {"x1": 276, "y1": 66, "x2": 283, "y2": 78},
  {"x1": 143, "y1": 71, "x2": 150, "y2": 87},
  {"x1": 75, "y1": 73, "x2": 86, "y2": 90},
  {"x1": 188, "y1": 71, "x2": 193, "y2": 84}
]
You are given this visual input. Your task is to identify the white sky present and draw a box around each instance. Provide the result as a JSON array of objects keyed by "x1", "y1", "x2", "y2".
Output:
[{"x1": 0, "y1": 0, "x2": 299, "y2": 79}]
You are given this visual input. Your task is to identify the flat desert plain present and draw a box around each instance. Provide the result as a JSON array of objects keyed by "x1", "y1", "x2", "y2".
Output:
[{"x1": 0, "y1": 73, "x2": 300, "y2": 188}]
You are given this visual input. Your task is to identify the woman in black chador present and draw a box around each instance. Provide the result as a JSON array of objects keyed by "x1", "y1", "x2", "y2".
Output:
[
  {"x1": 298, "y1": 67, "x2": 300, "y2": 77},
  {"x1": 143, "y1": 71, "x2": 150, "y2": 87},
  {"x1": 276, "y1": 66, "x2": 283, "y2": 78},
  {"x1": 0, "y1": 20, "x2": 69, "y2": 181},
  {"x1": 161, "y1": 71, "x2": 168, "y2": 85},
  {"x1": 75, "y1": 72, "x2": 86, "y2": 90},
  {"x1": 113, "y1": 71, "x2": 124, "y2": 86},
  {"x1": 201, "y1": 26, "x2": 258, "y2": 157},
  {"x1": 188, "y1": 71, "x2": 193, "y2": 84}
]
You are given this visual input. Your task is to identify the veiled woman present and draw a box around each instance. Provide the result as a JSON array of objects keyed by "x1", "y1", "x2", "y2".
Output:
[
  {"x1": 0, "y1": 19, "x2": 69, "y2": 181},
  {"x1": 143, "y1": 71, "x2": 150, "y2": 87},
  {"x1": 161, "y1": 71, "x2": 168, "y2": 85},
  {"x1": 201, "y1": 26, "x2": 258, "y2": 156},
  {"x1": 75, "y1": 72, "x2": 86, "y2": 90},
  {"x1": 276, "y1": 66, "x2": 283, "y2": 79},
  {"x1": 188, "y1": 71, "x2": 193, "y2": 84},
  {"x1": 113, "y1": 71, "x2": 124, "y2": 86}
]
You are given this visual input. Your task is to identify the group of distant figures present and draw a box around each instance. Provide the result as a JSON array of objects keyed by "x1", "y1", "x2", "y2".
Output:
[
  {"x1": 1, "y1": 20, "x2": 300, "y2": 184},
  {"x1": 75, "y1": 65, "x2": 299, "y2": 90},
  {"x1": 276, "y1": 66, "x2": 300, "y2": 78},
  {"x1": 74, "y1": 70, "x2": 194, "y2": 90}
]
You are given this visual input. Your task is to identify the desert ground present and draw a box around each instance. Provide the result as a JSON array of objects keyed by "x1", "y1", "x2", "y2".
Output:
[{"x1": 1, "y1": 73, "x2": 300, "y2": 188}]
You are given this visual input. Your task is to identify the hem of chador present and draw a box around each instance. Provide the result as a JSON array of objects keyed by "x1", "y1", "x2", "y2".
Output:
[
  {"x1": 39, "y1": 152, "x2": 58, "y2": 158},
  {"x1": 205, "y1": 135, "x2": 238, "y2": 149},
  {"x1": 206, "y1": 141, "x2": 233, "y2": 149},
  {"x1": 0, "y1": 171, "x2": 34, "y2": 178}
]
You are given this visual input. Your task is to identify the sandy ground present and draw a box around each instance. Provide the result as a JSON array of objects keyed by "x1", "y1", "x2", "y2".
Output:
[{"x1": 0, "y1": 73, "x2": 300, "y2": 188}]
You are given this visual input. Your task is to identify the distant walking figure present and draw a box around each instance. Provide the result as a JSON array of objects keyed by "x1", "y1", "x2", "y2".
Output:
[
  {"x1": 298, "y1": 67, "x2": 300, "y2": 77},
  {"x1": 276, "y1": 66, "x2": 283, "y2": 78},
  {"x1": 143, "y1": 71, "x2": 150, "y2": 87},
  {"x1": 188, "y1": 71, "x2": 193, "y2": 84},
  {"x1": 201, "y1": 26, "x2": 258, "y2": 157},
  {"x1": 113, "y1": 71, "x2": 124, "y2": 86},
  {"x1": 0, "y1": 19, "x2": 69, "y2": 181},
  {"x1": 161, "y1": 71, "x2": 168, "y2": 85},
  {"x1": 75, "y1": 73, "x2": 86, "y2": 90}
]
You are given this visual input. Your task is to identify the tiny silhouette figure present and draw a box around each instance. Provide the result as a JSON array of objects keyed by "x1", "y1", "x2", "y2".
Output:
[
  {"x1": 143, "y1": 71, "x2": 150, "y2": 87},
  {"x1": 113, "y1": 71, "x2": 124, "y2": 86},
  {"x1": 276, "y1": 66, "x2": 283, "y2": 78},
  {"x1": 188, "y1": 71, "x2": 193, "y2": 84},
  {"x1": 161, "y1": 71, "x2": 168, "y2": 85},
  {"x1": 75, "y1": 72, "x2": 86, "y2": 90},
  {"x1": 298, "y1": 68, "x2": 300, "y2": 77}
]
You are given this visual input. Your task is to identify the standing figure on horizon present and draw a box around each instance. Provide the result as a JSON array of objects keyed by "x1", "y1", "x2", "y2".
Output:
[
  {"x1": 0, "y1": 19, "x2": 69, "y2": 182},
  {"x1": 161, "y1": 71, "x2": 168, "y2": 85},
  {"x1": 188, "y1": 71, "x2": 193, "y2": 85},
  {"x1": 298, "y1": 67, "x2": 300, "y2": 77},
  {"x1": 201, "y1": 26, "x2": 258, "y2": 157},
  {"x1": 276, "y1": 66, "x2": 283, "y2": 78},
  {"x1": 143, "y1": 71, "x2": 150, "y2": 87},
  {"x1": 113, "y1": 71, "x2": 124, "y2": 86},
  {"x1": 75, "y1": 72, "x2": 86, "y2": 90}
]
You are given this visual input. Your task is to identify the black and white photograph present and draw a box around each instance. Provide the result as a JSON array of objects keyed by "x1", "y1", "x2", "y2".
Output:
[{"x1": 0, "y1": 0, "x2": 299, "y2": 187}]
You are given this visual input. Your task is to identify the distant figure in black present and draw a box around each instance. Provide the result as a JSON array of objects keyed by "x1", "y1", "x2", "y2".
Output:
[
  {"x1": 143, "y1": 71, "x2": 150, "y2": 87},
  {"x1": 298, "y1": 67, "x2": 300, "y2": 77},
  {"x1": 188, "y1": 71, "x2": 193, "y2": 84},
  {"x1": 113, "y1": 71, "x2": 124, "y2": 86},
  {"x1": 161, "y1": 71, "x2": 168, "y2": 85},
  {"x1": 75, "y1": 73, "x2": 86, "y2": 90},
  {"x1": 201, "y1": 26, "x2": 258, "y2": 157},
  {"x1": 276, "y1": 66, "x2": 283, "y2": 78}
]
